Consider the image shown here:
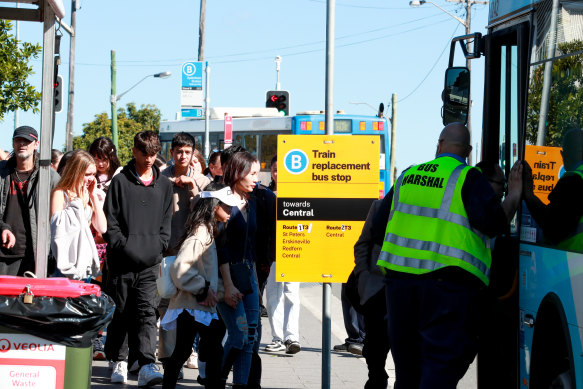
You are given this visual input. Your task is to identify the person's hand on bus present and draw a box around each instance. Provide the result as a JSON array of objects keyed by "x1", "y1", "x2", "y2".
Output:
[
  {"x1": 501, "y1": 161, "x2": 523, "y2": 222},
  {"x1": 521, "y1": 161, "x2": 535, "y2": 199},
  {"x1": 1, "y1": 229, "x2": 15, "y2": 249},
  {"x1": 507, "y1": 160, "x2": 523, "y2": 198}
]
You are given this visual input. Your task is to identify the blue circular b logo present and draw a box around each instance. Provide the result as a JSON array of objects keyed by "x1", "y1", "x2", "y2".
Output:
[{"x1": 284, "y1": 149, "x2": 309, "y2": 175}]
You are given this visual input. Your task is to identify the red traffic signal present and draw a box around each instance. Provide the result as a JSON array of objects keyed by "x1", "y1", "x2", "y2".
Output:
[{"x1": 266, "y1": 90, "x2": 289, "y2": 116}]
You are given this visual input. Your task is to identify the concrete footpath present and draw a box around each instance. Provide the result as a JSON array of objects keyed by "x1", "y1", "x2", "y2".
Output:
[{"x1": 91, "y1": 282, "x2": 477, "y2": 388}]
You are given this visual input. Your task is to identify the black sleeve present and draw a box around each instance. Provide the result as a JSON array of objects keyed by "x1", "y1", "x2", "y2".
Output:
[
  {"x1": 370, "y1": 188, "x2": 394, "y2": 247},
  {"x1": 103, "y1": 176, "x2": 127, "y2": 249},
  {"x1": 461, "y1": 168, "x2": 508, "y2": 238}
]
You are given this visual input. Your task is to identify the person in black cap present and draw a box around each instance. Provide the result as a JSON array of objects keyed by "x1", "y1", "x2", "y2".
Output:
[{"x1": 0, "y1": 126, "x2": 60, "y2": 276}]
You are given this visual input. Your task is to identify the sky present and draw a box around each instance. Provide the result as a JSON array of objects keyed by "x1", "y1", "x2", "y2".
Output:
[{"x1": 0, "y1": 0, "x2": 490, "y2": 175}]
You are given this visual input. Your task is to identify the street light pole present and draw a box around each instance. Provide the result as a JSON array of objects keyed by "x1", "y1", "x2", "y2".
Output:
[
  {"x1": 109, "y1": 51, "x2": 171, "y2": 150},
  {"x1": 111, "y1": 50, "x2": 118, "y2": 149},
  {"x1": 275, "y1": 55, "x2": 282, "y2": 91}
]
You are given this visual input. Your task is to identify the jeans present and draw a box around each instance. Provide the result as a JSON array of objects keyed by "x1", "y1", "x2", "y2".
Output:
[
  {"x1": 217, "y1": 264, "x2": 260, "y2": 385},
  {"x1": 265, "y1": 262, "x2": 300, "y2": 342}
]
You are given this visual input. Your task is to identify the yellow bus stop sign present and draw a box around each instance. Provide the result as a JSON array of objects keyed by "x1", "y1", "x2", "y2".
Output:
[{"x1": 276, "y1": 135, "x2": 380, "y2": 283}]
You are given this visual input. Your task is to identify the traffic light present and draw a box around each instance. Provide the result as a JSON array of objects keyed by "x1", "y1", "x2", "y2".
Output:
[
  {"x1": 266, "y1": 90, "x2": 289, "y2": 116},
  {"x1": 54, "y1": 75, "x2": 63, "y2": 113}
]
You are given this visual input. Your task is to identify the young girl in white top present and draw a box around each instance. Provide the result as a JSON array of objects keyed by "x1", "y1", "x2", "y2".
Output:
[{"x1": 161, "y1": 182, "x2": 243, "y2": 389}]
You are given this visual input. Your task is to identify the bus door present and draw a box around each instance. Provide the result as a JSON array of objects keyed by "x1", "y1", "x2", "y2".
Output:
[{"x1": 475, "y1": 21, "x2": 530, "y2": 389}]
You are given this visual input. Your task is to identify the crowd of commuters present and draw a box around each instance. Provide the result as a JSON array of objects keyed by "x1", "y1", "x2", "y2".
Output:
[{"x1": 1, "y1": 122, "x2": 582, "y2": 389}]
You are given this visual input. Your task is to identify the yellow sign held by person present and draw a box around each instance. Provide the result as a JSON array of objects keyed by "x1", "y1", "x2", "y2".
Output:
[
  {"x1": 525, "y1": 145, "x2": 563, "y2": 204},
  {"x1": 276, "y1": 135, "x2": 380, "y2": 283}
]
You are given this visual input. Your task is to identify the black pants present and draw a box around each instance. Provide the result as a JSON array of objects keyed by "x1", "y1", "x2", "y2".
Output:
[
  {"x1": 362, "y1": 290, "x2": 390, "y2": 389},
  {"x1": 0, "y1": 255, "x2": 35, "y2": 276},
  {"x1": 104, "y1": 266, "x2": 159, "y2": 366},
  {"x1": 162, "y1": 311, "x2": 224, "y2": 389},
  {"x1": 385, "y1": 277, "x2": 479, "y2": 389}
]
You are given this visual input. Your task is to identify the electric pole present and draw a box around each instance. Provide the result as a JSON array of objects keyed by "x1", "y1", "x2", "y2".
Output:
[
  {"x1": 65, "y1": 0, "x2": 78, "y2": 151},
  {"x1": 198, "y1": 0, "x2": 206, "y2": 61},
  {"x1": 446, "y1": 0, "x2": 488, "y2": 165}
]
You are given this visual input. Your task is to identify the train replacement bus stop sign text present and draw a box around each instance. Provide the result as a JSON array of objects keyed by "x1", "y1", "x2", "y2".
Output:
[{"x1": 276, "y1": 135, "x2": 380, "y2": 283}]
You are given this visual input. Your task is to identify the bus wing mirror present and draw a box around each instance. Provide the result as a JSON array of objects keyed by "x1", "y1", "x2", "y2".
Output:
[{"x1": 442, "y1": 66, "x2": 470, "y2": 126}]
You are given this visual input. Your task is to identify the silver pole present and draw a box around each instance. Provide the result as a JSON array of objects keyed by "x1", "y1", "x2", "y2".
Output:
[
  {"x1": 323, "y1": 1, "x2": 335, "y2": 388},
  {"x1": 390, "y1": 93, "x2": 397, "y2": 185},
  {"x1": 204, "y1": 62, "x2": 210, "y2": 158},
  {"x1": 36, "y1": 4, "x2": 57, "y2": 278},
  {"x1": 65, "y1": 0, "x2": 77, "y2": 151},
  {"x1": 537, "y1": 0, "x2": 560, "y2": 146}
]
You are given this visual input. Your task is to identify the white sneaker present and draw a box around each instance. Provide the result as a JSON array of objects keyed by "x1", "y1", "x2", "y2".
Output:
[
  {"x1": 137, "y1": 363, "x2": 163, "y2": 387},
  {"x1": 110, "y1": 361, "x2": 128, "y2": 384},
  {"x1": 185, "y1": 350, "x2": 198, "y2": 369},
  {"x1": 265, "y1": 340, "x2": 285, "y2": 352}
]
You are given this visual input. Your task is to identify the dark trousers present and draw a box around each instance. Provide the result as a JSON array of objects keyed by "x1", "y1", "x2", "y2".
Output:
[
  {"x1": 162, "y1": 311, "x2": 224, "y2": 389},
  {"x1": 341, "y1": 283, "x2": 365, "y2": 344},
  {"x1": 385, "y1": 277, "x2": 479, "y2": 389},
  {"x1": 362, "y1": 290, "x2": 390, "y2": 389},
  {"x1": 0, "y1": 255, "x2": 35, "y2": 276},
  {"x1": 104, "y1": 266, "x2": 159, "y2": 366}
]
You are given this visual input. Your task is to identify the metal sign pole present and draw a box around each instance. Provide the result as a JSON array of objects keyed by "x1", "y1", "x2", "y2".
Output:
[
  {"x1": 204, "y1": 62, "x2": 210, "y2": 158},
  {"x1": 36, "y1": 3, "x2": 57, "y2": 278},
  {"x1": 323, "y1": 1, "x2": 335, "y2": 388}
]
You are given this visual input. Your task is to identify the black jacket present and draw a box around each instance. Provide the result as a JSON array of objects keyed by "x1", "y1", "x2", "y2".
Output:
[{"x1": 104, "y1": 159, "x2": 173, "y2": 273}]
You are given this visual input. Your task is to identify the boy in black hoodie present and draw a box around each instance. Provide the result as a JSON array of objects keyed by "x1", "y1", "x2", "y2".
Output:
[{"x1": 104, "y1": 131, "x2": 173, "y2": 386}]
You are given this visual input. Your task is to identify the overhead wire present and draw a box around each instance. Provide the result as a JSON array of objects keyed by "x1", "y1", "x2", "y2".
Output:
[
  {"x1": 398, "y1": 23, "x2": 461, "y2": 103},
  {"x1": 65, "y1": 13, "x2": 456, "y2": 68}
]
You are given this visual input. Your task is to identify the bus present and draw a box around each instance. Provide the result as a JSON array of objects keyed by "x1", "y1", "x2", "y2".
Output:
[
  {"x1": 443, "y1": 1, "x2": 583, "y2": 387},
  {"x1": 159, "y1": 108, "x2": 390, "y2": 197}
]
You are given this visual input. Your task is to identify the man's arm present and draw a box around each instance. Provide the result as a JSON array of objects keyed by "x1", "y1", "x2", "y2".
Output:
[
  {"x1": 354, "y1": 191, "x2": 393, "y2": 276},
  {"x1": 463, "y1": 162, "x2": 522, "y2": 237},
  {"x1": 523, "y1": 162, "x2": 583, "y2": 244},
  {"x1": 159, "y1": 180, "x2": 174, "y2": 253}
]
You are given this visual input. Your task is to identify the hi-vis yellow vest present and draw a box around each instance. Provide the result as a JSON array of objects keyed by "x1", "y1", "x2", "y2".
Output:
[
  {"x1": 557, "y1": 165, "x2": 583, "y2": 253},
  {"x1": 377, "y1": 156, "x2": 492, "y2": 285}
]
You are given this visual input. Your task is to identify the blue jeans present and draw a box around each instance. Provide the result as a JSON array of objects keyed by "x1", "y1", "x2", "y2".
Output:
[{"x1": 217, "y1": 264, "x2": 260, "y2": 385}]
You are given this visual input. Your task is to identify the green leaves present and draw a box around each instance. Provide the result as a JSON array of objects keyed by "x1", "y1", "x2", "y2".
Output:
[
  {"x1": 0, "y1": 20, "x2": 42, "y2": 120},
  {"x1": 527, "y1": 40, "x2": 583, "y2": 146},
  {"x1": 73, "y1": 104, "x2": 161, "y2": 165}
]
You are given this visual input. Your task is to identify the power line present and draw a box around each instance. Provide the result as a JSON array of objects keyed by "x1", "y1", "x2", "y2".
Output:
[
  {"x1": 56, "y1": 16, "x2": 455, "y2": 68},
  {"x1": 115, "y1": 12, "x2": 455, "y2": 63},
  {"x1": 398, "y1": 23, "x2": 461, "y2": 103}
]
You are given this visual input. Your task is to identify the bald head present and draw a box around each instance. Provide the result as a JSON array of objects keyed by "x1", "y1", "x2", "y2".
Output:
[{"x1": 436, "y1": 123, "x2": 472, "y2": 159}]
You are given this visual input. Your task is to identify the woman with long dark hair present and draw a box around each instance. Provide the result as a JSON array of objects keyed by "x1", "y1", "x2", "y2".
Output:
[
  {"x1": 88, "y1": 137, "x2": 121, "y2": 192},
  {"x1": 216, "y1": 151, "x2": 261, "y2": 389}
]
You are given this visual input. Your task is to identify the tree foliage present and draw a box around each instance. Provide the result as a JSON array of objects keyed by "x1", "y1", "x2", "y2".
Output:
[
  {"x1": 0, "y1": 20, "x2": 42, "y2": 120},
  {"x1": 527, "y1": 40, "x2": 583, "y2": 146},
  {"x1": 73, "y1": 103, "x2": 161, "y2": 165}
]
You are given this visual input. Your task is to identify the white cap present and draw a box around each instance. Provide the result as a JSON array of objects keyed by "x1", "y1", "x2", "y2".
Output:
[{"x1": 200, "y1": 187, "x2": 245, "y2": 207}]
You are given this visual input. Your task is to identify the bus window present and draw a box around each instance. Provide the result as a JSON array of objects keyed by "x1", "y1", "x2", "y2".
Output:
[{"x1": 260, "y1": 134, "x2": 277, "y2": 170}]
